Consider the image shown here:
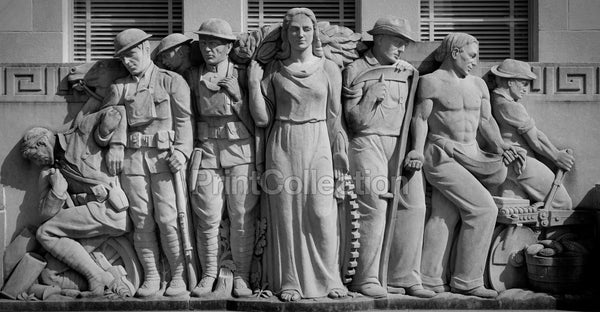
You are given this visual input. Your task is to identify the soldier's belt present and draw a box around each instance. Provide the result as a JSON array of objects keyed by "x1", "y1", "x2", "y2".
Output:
[
  {"x1": 127, "y1": 130, "x2": 174, "y2": 150},
  {"x1": 70, "y1": 185, "x2": 108, "y2": 205},
  {"x1": 196, "y1": 121, "x2": 249, "y2": 140}
]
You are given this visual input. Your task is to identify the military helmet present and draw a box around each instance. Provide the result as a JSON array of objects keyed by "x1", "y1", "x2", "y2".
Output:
[
  {"x1": 194, "y1": 18, "x2": 236, "y2": 41},
  {"x1": 156, "y1": 33, "x2": 192, "y2": 55},
  {"x1": 114, "y1": 28, "x2": 152, "y2": 57}
]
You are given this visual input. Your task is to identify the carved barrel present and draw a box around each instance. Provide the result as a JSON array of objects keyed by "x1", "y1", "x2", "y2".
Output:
[{"x1": 525, "y1": 253, "x2": 589, "y2": 293}]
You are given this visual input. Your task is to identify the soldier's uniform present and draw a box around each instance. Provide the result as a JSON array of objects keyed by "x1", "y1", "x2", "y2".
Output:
[
  {"x1": 185, "y1": 60, "x2": 258, "y2": 292},
  {"x1": 105, "y1": 62, "x2": 193, "y2": 295},
  {"x1": 34, "y1": 107, "x2": 130, "y2": 295}
]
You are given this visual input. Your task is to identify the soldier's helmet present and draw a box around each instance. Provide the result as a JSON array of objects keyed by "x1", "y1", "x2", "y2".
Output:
[
  {"x1": 156, "y1": 33, "x2": 192, "y2": 55},
  {"x1": 194, "y1": 18, "x2": 236, "y2": 41},
  {"x1": 114, "y1": 28, "x2": 152, "y2": 57}
]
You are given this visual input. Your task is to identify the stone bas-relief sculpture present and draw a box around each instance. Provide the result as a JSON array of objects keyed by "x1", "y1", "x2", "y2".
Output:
[
  {"x1": 184, "y1": 18, "x2": 259, "y2": 298},
  {"x1": 155, "y1": 33, "x2": 193, "y2": 76},
  {"x1": 3, "y1": 7, "x2": 597, "y2": 308},
  {"x1": 490, "y1": 59, "x2": 574, "y2": 209},
  {"x1": 247, "y1": 8, "x2": 349, "y2": 302},
  {"x1": 341, "y1": 17, "x2": 433, "y2": 299},
  {"x1": 19, "y1": 106, "x2": 133, "y2": 298},
  {"x1": 411, "y1": 32, "x2": 524, "y2": 298},
  {"x1": 103, "y1": 28, "x2": 194, "y2": 297}
]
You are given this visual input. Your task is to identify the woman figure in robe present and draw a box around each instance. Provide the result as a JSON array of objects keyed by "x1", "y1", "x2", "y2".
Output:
[{"x1": 247, "y1": 7, "x2": 349, "y2": 302}]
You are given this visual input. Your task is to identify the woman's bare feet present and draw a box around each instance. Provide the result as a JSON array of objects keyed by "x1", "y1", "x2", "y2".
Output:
[
  {"x1": 327, "y1": 288, "x2": 348, "y2": 299},
  {"x1": 279, "y1": 289, "x2": 301, "y2": 302}
]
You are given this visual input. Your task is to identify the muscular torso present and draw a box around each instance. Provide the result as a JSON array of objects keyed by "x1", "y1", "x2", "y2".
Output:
[{"x1": 424, "y1": 71, "x2": 484, "y2": 144}]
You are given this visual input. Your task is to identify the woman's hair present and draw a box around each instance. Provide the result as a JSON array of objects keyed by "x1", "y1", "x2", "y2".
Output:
[
  {"x1": 435, "y1": 32, "x2": 478, "y2": 63},
  {"x1": 276, "y1": 7, "x2": 324, "y2": 60}
]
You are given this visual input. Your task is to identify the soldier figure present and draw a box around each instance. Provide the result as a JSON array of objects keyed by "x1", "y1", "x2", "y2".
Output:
[
  {"x1": 22, "y1": 107, "x2": 131, "y2": 297},
  {"x1": 184, "y1": 19, "x2": 258, "y2": 298},
  {"x1": 156, "y1": 33, "x2": 193, "y2": 75},
  {"x1": 342, "y1": 17, "x2": 434, "y2": 298},
  {"x1": 104, "y1": 28, "x2": 193, "y2": 297},
  {"x1": 491, "y1": 59, "x2": 574, "y2": 208}
]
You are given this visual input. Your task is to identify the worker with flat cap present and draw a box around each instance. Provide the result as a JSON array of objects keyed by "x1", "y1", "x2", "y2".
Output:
[
  {"x1": 183, "y1": 18, "x2": 258, "y2": 298},
  {"x1": 342, "y1": 17, "x2": 435, "y2": 298},
  {"x1": 491, "y1": 58, "x2": 574, "y2": 209},
  {"x1": 156, "y1": 33, "x2": 193, "y2": 75},
  {"x1": 102, "y1": 28, "x2": 193, "y2": 297}
]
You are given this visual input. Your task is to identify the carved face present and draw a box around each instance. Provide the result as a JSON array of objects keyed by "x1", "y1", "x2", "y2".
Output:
[
  {"x1": 198, "y1": 36, "x2": 231, "y2": 66},
  {"x1": 160, "y1": 48, "x2": 182, "y2": 71},
  {"x1": 508, "y1": 78, "x2": 530, "y2": 101},
  {"x1": 119, "y1": 43, "x2": 152, "y2": 76},
  {"x1": 374, "y1": 34, "x2": 408, "y2": 65},
  {"x1": 29, "y1": 137, "x2": 54, "y2": 166},
  {"x1": 453, "y1": 42, "x2": 478, "y2": 78},
  {"x1": 287, "y1": 14, "x2": 314, "y2": 52}
]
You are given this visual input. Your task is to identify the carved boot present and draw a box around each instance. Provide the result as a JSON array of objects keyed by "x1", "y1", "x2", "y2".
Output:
[
  {"x1": 161, "y1": 229, "x2": 187, "y2": 297},
  {"x1": 133, "y1": 232, "x2": 161, "y2": 297},
  {"x1": 49, "y1": 238, "x2": 113, "y2": 296},
  {"x1": 231, "y1": 229, "x2": 254, "y2": 298},
  {"x1": 191, "y1": 227, "x2": 218, "y2": 297}
]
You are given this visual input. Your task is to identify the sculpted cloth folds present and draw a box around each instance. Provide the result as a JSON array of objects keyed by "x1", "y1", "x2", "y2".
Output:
[{"x1": 260, "y1": 57, "x2": 347, "y2": 298}]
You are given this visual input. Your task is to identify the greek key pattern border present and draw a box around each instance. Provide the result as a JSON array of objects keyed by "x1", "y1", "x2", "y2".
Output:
[{"x1": 1, "y1": 63, "x2": 600, "y2": 102}]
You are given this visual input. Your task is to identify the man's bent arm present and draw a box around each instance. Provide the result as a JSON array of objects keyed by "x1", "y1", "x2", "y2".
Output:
[{"x1": 478, "y1": 84, "x2": 507, "y2": 154}]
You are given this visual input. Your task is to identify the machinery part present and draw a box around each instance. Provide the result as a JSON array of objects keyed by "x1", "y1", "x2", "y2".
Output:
[
  {"x1": 338, "y1": 175, "x2": 360, "y2": 284},
  {"x1": 93, "y1": 236, "x2": 143, "y2": 294},
  {"x1": 486, "y1": 225, "x2": 538, "y2": 291}
]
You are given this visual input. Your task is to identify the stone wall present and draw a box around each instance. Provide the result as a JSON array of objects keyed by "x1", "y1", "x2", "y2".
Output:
[
  {"x1": 0, "y1": 0, "x2": 67, "y2": 63},
  {"x1": 538, "y1": 0, "x2": 600, "y2": 62}
]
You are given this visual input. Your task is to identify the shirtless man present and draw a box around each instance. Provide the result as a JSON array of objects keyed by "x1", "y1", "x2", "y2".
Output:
[{"x1": 406, "y1": 32, "x2": 520, "y2": 298}]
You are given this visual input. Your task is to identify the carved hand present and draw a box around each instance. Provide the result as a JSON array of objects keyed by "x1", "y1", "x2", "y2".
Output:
[
  {"x1": 247, "y1": 60, "x2": 264, "y2": 87},
  {"x1": 107, "y1": 144, "x2": 124, "y2": 176},
  {"x1": 404, "y1": 150, "x2": 424, "y2": 171},
  {"x1": 394, "y1": 59, "x2": 415, "y2": 72},
  {"x1": 168, "y1": 149, "x2": 186, "y2": 173},
  {"x1": 48, "y1": 168, "x2": 68, "y2": 195},
  {"x1": 218, "y1": 77, "x2": 241, "y2": 102},
  {"x1": 501, "y1": 144, "x2": 518, "y2": 165},
  {"x1": 366, "y1": 81, "x2": 387, "y2": 103},
  {"x1": 555, "y1": 149, "x2": 575, "y2": 171},
  {"x1": 333, "y1": 151, "x2": 349, "y2": 180},
  {"x1": 98, "y1": 107, "x2": 122, "y2": 137}
]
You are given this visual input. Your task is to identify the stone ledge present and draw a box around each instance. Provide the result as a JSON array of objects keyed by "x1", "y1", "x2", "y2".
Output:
[{"x1": 0, "y1": 289, "x2": 597, "y2": 311}]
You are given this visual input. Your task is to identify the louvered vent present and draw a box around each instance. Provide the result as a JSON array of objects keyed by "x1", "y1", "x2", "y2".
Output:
[
  {"x1": 72, "y1": 0, "x2": 183, "y2": 62},
  {"x1": 420, "y1": 0, "x2": 529, "y2": 61},
  {"x1": 247, "y1": 0, "x2": 357, "y2": 31}
]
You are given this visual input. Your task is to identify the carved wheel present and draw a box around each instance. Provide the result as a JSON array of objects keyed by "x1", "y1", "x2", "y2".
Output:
[
  {"x1": 338, "y1": 176, "x2": 360, "y2": 284},
  {"x1": 485, "y1": 224, "x2": 538, "y2": 291},
  {"x1": 91, "y1": 236, "x2": 143, "y2": 295}
]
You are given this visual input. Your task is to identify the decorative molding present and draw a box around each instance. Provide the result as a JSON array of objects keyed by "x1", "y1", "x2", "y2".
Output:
[
  {"x1": 0, "y1": 64, "x2": 81, "y2": 102},
  {"x1": 480, "y1": 63, "x2": 600, "y2": 101},
  {"x1": 1, "y1": 63, "x2": 600, "y2": 102}
]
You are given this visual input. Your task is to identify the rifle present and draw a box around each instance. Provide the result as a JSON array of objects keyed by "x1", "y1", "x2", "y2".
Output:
[{"x1": 171, "y1": 148, "x2": 198, "y2": 290}]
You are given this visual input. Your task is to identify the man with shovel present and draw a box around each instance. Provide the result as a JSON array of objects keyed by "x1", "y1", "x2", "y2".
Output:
[{"x1": 490, "y1": 58, "x2": 574, "y2": 209}]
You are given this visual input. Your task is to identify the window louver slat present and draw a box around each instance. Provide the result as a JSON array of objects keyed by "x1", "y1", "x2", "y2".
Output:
[
  {"x1": 72, "y1": 0, "x2": 182, "y2": 62},
  {"x1": 247, "y1": 0, "x2": 357, "y2": 31},
  {"x1": 420, "y1": 0, "x2": 529, "y2": 61}
]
